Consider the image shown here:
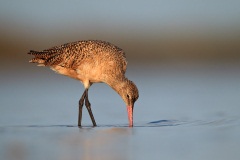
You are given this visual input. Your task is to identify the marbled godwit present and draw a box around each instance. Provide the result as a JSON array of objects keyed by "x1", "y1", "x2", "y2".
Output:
[{"x1": 28, "y1": 40, "x2": 139, "y2": 127}]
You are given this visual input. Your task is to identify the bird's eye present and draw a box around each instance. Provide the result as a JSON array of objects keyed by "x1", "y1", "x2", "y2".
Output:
[{"x1": 127, "y1": 94, "x2": 130, "y2": 98}]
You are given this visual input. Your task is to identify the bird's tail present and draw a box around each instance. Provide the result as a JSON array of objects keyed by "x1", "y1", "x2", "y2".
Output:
[
  {"x1": 28, "y1": 50, "x2": 62, "y2": 66},
  {"x1": 28, "y1": 50, "x2": 47, "y2": 66}
]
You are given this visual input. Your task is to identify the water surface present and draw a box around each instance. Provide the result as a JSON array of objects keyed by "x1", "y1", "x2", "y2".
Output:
[{"x1": 1, "y1": 63, "x2": 240, "y2": 160}]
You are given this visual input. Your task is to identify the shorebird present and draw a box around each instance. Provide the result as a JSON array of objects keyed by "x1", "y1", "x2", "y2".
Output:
[{"x1": 28, "y1": 40, "x2": 139, "y2": 127}]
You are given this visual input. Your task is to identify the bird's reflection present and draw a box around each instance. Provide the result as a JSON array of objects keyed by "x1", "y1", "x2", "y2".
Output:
[{"x1": 59, "y1": 127, "x2": 133, "y2": 160}]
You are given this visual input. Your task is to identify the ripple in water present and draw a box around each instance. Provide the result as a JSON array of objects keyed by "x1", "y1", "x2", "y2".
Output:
[{"x1": 0, "y1": 117, "x2": 239, "y2": 128}]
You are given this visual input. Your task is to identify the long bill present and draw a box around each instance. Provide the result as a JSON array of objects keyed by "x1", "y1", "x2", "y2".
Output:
[{"x1": 127, "y1": 106, "x2": 133, "y2": 127}]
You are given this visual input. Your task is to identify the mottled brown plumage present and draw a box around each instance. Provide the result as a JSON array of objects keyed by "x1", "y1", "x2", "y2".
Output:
[{"x1": 28, "y1": 40, "x2": 139, "y2": 127}]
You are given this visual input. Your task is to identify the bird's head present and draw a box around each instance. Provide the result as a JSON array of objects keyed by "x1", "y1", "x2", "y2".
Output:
[{"x1": 117, "y1": 79, "x2": 139, "y2": 127}]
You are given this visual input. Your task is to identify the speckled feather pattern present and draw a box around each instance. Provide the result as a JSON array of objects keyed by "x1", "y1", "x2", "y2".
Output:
[
  {"x1": 28, "y1": 40, "x2": 138, "y2": 106},
  {"x1": 29, "y1": 40, "x2": 126, "y2": 67}
]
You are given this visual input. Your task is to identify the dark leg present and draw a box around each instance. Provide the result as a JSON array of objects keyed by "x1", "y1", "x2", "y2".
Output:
[
  {"x1": 85, "y1": 89, "x2": 97, "y2": 126},
  {"x1": 78, "y1": 90, "x2": 87, "y2": 127}
]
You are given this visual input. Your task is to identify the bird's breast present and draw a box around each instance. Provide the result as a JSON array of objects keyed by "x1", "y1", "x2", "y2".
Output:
[{"x1": 50, "y1": 65, "x2": 79, "y2": 80}]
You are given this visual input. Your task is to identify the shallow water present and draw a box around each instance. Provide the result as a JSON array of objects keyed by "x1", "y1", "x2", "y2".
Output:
[
  {"x1": 1, "y1": 63, "x2": 240, "y2": 160},
  {"x1": 1, "y1": 119, "x2": 240, "y2": 160}
]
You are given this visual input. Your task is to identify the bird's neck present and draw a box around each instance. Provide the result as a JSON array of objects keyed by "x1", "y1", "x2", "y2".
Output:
[{"x1": 107, "y1": 77, "x2": 128, "y2": 95}]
